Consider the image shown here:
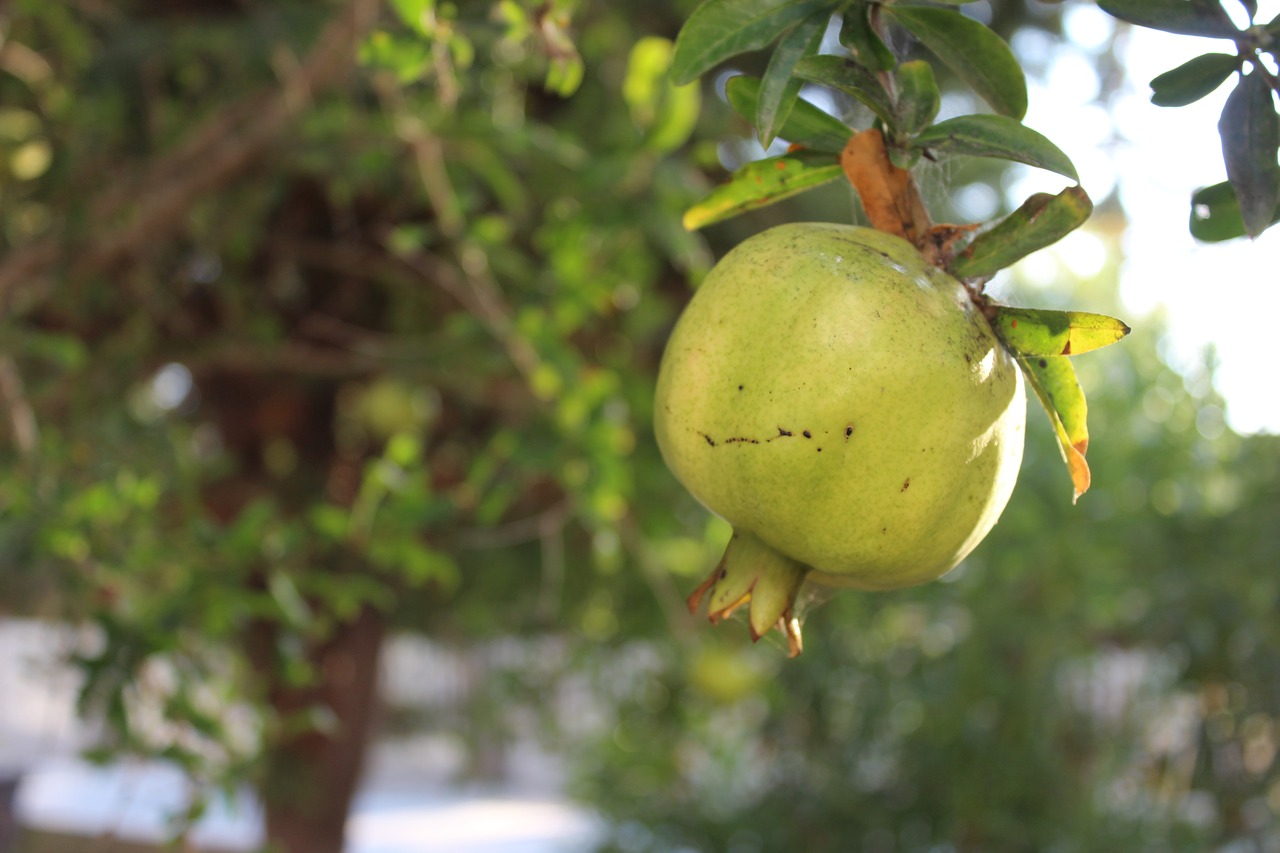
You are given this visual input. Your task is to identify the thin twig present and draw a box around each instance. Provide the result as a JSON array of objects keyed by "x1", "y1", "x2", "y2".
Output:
[{"x1": 0, "y1": 356, "x2": 39, "y2": 455}]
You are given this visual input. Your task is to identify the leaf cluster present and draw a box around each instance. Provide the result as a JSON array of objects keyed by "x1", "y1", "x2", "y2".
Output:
[
  {"x1": 673, "y1": 0, "x2": 1079, "y2": 236},
  {"x1": 671, "y1": 0, "x2": 1134, "y2": 500},
  {"x1": 1099, "y1": 0, "x2": 1280, "y2": 239}
]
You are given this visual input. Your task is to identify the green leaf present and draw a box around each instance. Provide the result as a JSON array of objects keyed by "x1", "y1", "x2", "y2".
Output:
[
  {"x1": 726, "y1": 75, "x2": 852, "y2": 153},
  {"x1": 894, "y1": 60, "x2": 941, "y2": 136},
  {"x1": 1189, "y1": 180, "x2": 1280, "y2": 242},
  {"x1": 913, "y1": 114, "x2": 1078, "y2": 181},
  {"x1": 1219, "y1": 72, "x2": 1280, "y2": 238},
  {"x1": 682, "y1": 149, "x2": 843, "y2": 229},
  {"x1": 883, "y1": 5, "x2": 1027, "y2": 119},
  {"x1": 1096, "y1": 0, "x2": 1240, "y2": 37},
  {"x1": 994, "y1": 307, "x2": 1130, "y2": 357},
  {"x1": 623, "y1": 37, "x2": 703, "y2": 154},
  {"x1": 756, "y1": 10, "x2": 830, "y2": 147},
  {"x1": 792, "y1": 55, "x2": 895, "y2": 127},
  {"x1": 838, "y1": 3, "x2": 896, "y2": 73},
  {"x1": 950, "y1": 186, "x2": 1093, "y2": 279},
  {"x1": 1150, "y1": 53, "x2": 1239, "y2": 106},
  {"x1": 389, "y1": 0, "x2": 434, "y2": 36},
  {"x1": 1018, "y1": 355, "x2": 1091, "y2": 502},
  {"x1": 545, "y1": 53, "x2": 584, "y2": 97},
  {"x1": 671, "y1": 0, "x2": 835, "y2": 85},
  {"x1": 268, "y1": 572, "x2": 313, "y2": 629}
]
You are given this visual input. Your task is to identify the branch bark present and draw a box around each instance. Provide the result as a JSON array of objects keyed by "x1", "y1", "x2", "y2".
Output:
[{"x1": 0, "y1": 0, "x2": 381, "y2": 319}]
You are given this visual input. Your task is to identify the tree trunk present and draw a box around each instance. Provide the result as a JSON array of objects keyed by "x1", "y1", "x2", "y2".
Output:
[{"x1": 258, "y1": 605, "x2": 386, "y2": 853}]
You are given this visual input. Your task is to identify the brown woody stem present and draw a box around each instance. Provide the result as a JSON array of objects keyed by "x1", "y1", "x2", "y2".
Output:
[{"x1": 841, "y1": 129, "x2": 933, "y2": 247}]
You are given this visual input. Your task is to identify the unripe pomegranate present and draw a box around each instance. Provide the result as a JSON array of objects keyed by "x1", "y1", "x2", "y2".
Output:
[{"x1": 654, "y1": 223, "x2": 1025, "y2": 654}]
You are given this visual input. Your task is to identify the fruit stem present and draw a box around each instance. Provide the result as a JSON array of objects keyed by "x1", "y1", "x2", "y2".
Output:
[
  {"x1": 841, "y1": 129, "x2": 933, "y2": 247},
  {"x1": 687, "y1": 530, "x2": 809, "y2": 657}
]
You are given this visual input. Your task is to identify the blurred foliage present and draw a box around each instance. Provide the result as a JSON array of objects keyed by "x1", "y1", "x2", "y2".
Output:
[
  {"x1": 562, "y1": 285, "x2": 1280, "y2": 851},
  {"x1": 0, "y1": 1, "x2": 1278, "y2": 851}
]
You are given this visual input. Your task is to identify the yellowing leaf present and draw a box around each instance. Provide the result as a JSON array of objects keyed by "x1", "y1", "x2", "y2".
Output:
[
  {"x1": 682, "y1": 150, "x2": 842, "y2": 230},
  {"x1": 1019, "y1": 355, "x2": 1090, "y2": 502},
  {"x1": 995, "y1": 307, "x2": 1130, "y2": 357}
]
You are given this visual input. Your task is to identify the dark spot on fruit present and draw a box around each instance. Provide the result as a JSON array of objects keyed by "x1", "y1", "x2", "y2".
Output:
[
  {"x1": 777, "y1": 427, "x2": 792, "y2": 437},
  {"x1": 964, "y1": 353, "x2": 972, "y2": 363},
  {"x1": 738, "y1": 384, "x2": 744, "y2": 391},
  {"x1": 844, "y1": 425, "x2": 854, "y2": 438},
  {"x1": 1038, "y1": 358, "x2": 1048, "y2": 368},
  {"x1": 817, "y1": 447, "x2": 822, "y2": 452},
  {"x1": 700, "y1": 432, "x2": 716, "y2": 447},
  {"x1": 725, "y1": 437, "x2": 759, "y2": 444},
  {"x1": 882, "y1": 527, "x2": 887, "y2": 534},
  {"x1": 802, "y1": 430, "x2": 812, "y2": 438},
  {"x1": 901, "y1": 478, "x2": 911, "y2": 492}
]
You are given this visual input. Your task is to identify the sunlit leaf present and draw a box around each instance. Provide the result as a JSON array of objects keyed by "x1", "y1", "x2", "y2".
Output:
[
  {"x1": 894, "y1": 61, "x2": 941, "y2": 136},
  {"x1": 756, "y1": 10, "x2": 829, "y2": 146},
  {"x1": 1219, "y1": 71, "x2": 1280, "y2": 238},
  {"x1": 950, "y1": 186, "x2": 1092, "y2": 279},
  {"x1": 1018, "y1": 355, "x2": 1091, "y2": 502},
  {"x1": 994, "y1": 307, "x2": 1130, "y2": 357},
  {"x1": 838, "y1": 2, "x2": 896, "y2": 72},
  {"x1": 1150, "y1": 52, "x2": 1239, "y2": 107},
  {"x1": 268, "y1": 572, "x2": 313, "y2": 629},
  {"x1": 914, "y1": 114, "x2": 1078, "y2": 181},
  {"x1": 682, "y1": 149, "x2": 843, "y2": 229},
  {"x1": 388, "y1": 0, "x2": 434, "y2": 36},
  {"x1": 793, "y1": 55, "x2": 895, "y2": 126},
  {"x1": 726, "y1": 75, "x2": 852, "y2": 153},
  {"x1": 546, "y1": 53, "x2": 584, "y2": 96},
  {"x1": 1097, "y1": 0, "x2": 1239, "y2": 37},
  {"x1": 1189, "y1": 180, "x2": 1280, "y2": 242},
  {"x1": 624, "y1": 37, "x2": 703, "y2": 154},
  {"x1": 671, "y1": 0, "x2": 834, "y2": 85},
  {"x1": 883, "y1": 5, "x2": 1027, "y2": 119},
  {"x1": 358, "y1": 32, "x2": 432, "y2": 83}
]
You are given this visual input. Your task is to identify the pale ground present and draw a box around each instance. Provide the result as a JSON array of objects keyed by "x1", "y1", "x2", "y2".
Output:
[{"x1": 0, "y1": 619, "x2": 600, "y2": 853}]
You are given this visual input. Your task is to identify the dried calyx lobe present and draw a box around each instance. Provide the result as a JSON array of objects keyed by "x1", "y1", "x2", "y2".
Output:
[{"x1": 687, "y1": 530, "x2": 807, "y2": 657}]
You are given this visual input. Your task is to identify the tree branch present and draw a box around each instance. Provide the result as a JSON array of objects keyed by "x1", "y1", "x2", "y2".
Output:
[{"x1": 0, "y1": 0, "x2": 381, "y2": 319}]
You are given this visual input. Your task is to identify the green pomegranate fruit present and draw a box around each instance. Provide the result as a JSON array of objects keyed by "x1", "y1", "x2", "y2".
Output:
[{"x1": 654, "y1": 222, "x2": 1026, "y2": 655}]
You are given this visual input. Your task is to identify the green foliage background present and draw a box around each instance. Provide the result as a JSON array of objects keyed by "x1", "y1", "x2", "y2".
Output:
[{"x1": 1, "y1": 1, "x2": 1278, "y2": 851}]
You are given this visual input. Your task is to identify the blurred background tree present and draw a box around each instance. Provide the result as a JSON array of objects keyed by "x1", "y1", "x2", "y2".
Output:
[{"x1": 0, "y1": 1, "x2": 1276, "y2": 852}]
